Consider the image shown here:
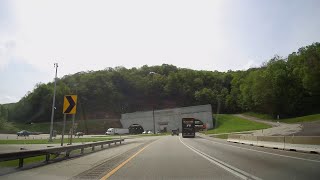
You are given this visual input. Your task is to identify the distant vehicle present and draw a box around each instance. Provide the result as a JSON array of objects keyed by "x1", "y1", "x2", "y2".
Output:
[
  {"x1": 182, "y1": 118, "x2": 195, "y2": 138},
  {"x1": 171, "y1": 129, "x2": 179, "y2": 136},
  {"x1": 106, "y1": 128, "x2": 129, "y2": 135},
  {"x1": 75, "y1": 132, "x2": 84, "y2": 137},
  {"x1": 17, "y1": 130, "x2": 31, "y2": 136},
  {"x1": 147, "y1": 130, "x2": 153, "y2": 134},
  {"x1": 128, "y1": 124, "x2": 144, "y2": 134},
  {"x1": 142, "y1": 131, "x2": 147, "y2": 134}
]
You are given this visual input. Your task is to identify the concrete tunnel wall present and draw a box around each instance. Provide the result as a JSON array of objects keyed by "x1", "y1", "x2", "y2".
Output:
[{"x1": 120, "y1": 104, "x2": 213, "y2": 132}]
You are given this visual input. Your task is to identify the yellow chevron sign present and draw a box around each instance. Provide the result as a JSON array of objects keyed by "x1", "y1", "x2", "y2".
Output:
[{"x1": 63, "y1": 95, "x2": 77, "y2": 114}]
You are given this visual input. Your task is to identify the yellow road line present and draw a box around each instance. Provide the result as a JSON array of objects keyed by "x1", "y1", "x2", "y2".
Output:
[{"x1": 99, "y1": 141, "x2": 154, "y2": 180}]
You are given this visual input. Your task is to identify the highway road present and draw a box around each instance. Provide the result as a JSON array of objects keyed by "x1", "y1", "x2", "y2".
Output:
[
  {"x1": 1, "y1": 134, "x2": 320, "y2": 180},
  {"x1": 106, "y1": 135, "x2": 320, "y2": 180}
]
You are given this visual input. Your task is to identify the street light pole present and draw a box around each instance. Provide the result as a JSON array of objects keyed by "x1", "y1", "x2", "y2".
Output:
[
  {"x1": 49, "y1": 63, "x2": 58, "y2": 142},
  {"x1": 215, "y1": 98, "x2": 221, "y2": 133},
  {"x1": 149, "y1": 72, "x2": 158, "y2": 134}
]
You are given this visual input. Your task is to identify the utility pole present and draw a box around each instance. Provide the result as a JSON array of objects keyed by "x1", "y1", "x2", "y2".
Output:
[{"x1": 49, "y1": 63, "x2": 58, "y2": 142}]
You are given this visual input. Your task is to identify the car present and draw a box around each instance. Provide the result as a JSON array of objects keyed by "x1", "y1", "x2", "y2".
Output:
[
  {"x1": 171, "y1": 129, "x2": 179, "y2": 136},
  {"x1": 17, "y1": 130, "x2": 31, "y2": 136},
  {"x1": 142, "y1": 131, "x2": 147, "y2": 134},
  {"x1": 75, "y1": 132, "x2": 84, "y2": 137},
  {"x1": 147, "y1": 130, "x2": 153, "y2": 134}
]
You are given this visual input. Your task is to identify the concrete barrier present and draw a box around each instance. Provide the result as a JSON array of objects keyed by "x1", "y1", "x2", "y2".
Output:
[
  {"x1": 227, "y1": 135, "x2": 320, "y2": 153},
  {"x1": 285, "y1": 136, "x2": 320, "y2": 145}
]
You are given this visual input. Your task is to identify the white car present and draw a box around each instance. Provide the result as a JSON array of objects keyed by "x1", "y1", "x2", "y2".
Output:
[
  {"x1": 147, "y1": 130, "x2": 153, "y2": 134},
  {"x1": 142, "y1": 131, "x2": 147, "y2": 134}
]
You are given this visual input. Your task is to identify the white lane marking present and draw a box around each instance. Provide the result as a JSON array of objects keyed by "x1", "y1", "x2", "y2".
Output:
[
  {"x1": 200, "y1": 137, "x2": 320, "y2": 163},
  {"x1": 179, "y1": 137, "x2": 263, "y2": 180}
]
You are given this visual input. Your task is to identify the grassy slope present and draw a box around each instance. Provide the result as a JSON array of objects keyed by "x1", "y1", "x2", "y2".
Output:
[
  {"x1": 206, "y1": 114, "x2": 271, "y2": 134},
  {"x1": 243, "y1": 112, "x2": 274, "y2": 120},
  {"x1": 243, "y1": 112, "x2": 320, "y2": 124},
  {"x1": 281, "y1": 114, "x2": 320, "y2": 123}
]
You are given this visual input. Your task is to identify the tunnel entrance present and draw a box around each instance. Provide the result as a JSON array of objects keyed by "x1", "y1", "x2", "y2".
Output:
[{"x1": 129, "y1": 124, "x2": 144, "y2": 134}]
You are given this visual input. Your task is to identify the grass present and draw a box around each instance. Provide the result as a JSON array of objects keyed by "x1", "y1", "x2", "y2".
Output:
[
  {"x1": 281, "y1": 114, "x2": 320, "y2": 123},
  {"x1": 14, "y1": 123, "x2": 50, "y2": 133},
  {"x1": 243, "y1": 112, "x2": 274, "y2": 120},
  {"x1": 12, "y1": 118, "x2": 121, "y2": 134},
  {"x1": 0, "y1": 137, "x2": 112, "y2": 144},
  {"x1": 0, "y1": 155, "x2": 48, "y2": 167},
  {"x1": 206, "y1": 114, "x2": 271, "y2": 134},
  {"x1": 0, "y1": 118, "x2": 18, "y2": 133}
]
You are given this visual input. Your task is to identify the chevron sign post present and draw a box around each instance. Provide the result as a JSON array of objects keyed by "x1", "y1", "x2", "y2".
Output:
[{"x1": 61, "y1": 95, "x2": 77, "y2": 146}]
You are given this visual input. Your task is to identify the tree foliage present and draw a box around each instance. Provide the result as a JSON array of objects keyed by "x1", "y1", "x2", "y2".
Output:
[{"x1": 6, "y1": 43, "x2": 320, "y2": 122}]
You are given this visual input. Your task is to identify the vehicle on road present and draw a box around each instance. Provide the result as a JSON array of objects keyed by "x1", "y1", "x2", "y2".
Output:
[
  {"x1": 182, "y1": 118, "x2": 195, "y2": 138},
  {"x1": 17, "y1": 130, "x2": 31, "y2": 137},
  {"x1": 106, "y1": 128, "x2": 129, "y2": 135},
  {"x1": 147, "y1": 130, "x2": 153, "y2": 134},
  {"x1": 128, "y1": 124, "x2": 144, "y2": 134},
  {"x1": 171, "y1": 129, "x2": 179, "y2": 136},
  {"x1": 76, "y1": 132, "x2": 84, "y2": 137}
]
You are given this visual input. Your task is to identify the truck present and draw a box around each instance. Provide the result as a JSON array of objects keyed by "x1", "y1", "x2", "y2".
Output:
[
  {"x1": 105, "y1": 128, "x2": 129, "y2": 135},
  {"x1": 182, "y1": 118, "x2": 195, "y2": 138}
]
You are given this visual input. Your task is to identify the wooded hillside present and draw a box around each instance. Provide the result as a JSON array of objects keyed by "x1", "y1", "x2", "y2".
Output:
[{"x1": 3, "y1": 43, "x2": 320, "y2": 123}]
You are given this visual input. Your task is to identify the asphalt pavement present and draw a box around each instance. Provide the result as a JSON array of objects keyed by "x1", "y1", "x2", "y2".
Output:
[
  {"x1": 1, "y1": 134, "x2": 320, "y2": 180},
  {"x1": 108, "y1": 135, "x2": 320, "y2": 180}
]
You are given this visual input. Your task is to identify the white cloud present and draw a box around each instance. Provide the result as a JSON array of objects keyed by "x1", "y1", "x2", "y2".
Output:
[
  {"x1": 240, "y1": 59, "x2": 260, "y2": 70},
  {"x1": 9, "y1": 0, "x2": 232, "y2": 76},
  {"x1": 0, "y1": 39, "x2": 16, "y2": 69},
  {"x1": 0, "y1": 95, "x2": 19, "y2": 104}
]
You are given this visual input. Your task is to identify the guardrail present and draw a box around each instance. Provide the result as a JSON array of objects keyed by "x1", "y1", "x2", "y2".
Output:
[
  {"x1": 227, "y1": 135, "x2": 320, "y2": 153},
  {"x1": 0, "y1": 139, "x2": 124, "y2": 168}
]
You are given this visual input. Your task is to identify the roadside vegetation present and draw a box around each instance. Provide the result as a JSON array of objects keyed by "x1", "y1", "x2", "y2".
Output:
[
  {"x1": 243, "y1": 112, "x2": 320, "y2": 124},
  {"x1": 0, "y1": 137, "x2": 112, "y2": 144},
  {"x1": 281, "y1": 114, "x2": 320, "y2": 123},
  {"x1": 1, "y1": 43, "x2": 319, "y2": 126},
  {"x1": 206, "y1": 114, "x2": 271, "y2": 134},
  {"x1": 242, "y1": 112, "x2": 274, "y2": 120},
  {"x1": 0, "y1": 155, "x2": 48, "y2": 167}
]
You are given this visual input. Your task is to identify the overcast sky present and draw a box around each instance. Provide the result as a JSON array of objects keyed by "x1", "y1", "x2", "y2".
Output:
[{"x1": 0, "y1": 0, "x2": 320, "y2": 104}]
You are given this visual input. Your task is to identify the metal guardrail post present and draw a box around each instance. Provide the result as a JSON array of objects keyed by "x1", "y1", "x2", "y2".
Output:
[
  {"x1": 101, "y1": 144, "x2": 104, "y2": 149},
  {"x1": 66, "y1": 151, "x2": 70, "y2": 157},
  {"x1": 46, "y1": 154, "x2": 50, "y2": 162},
  {"x1": 92, "y1": 146, "x2": 95, "y2": 151},
  {"x1": 18, "y1": 158, "x2": 23, "y2": 168},
  {"x1": 81, "y1": 148, "x2": 84, "y2": 154},
  {"x1": 109, "y1": 143, "x2": 111, "y2": 148}
]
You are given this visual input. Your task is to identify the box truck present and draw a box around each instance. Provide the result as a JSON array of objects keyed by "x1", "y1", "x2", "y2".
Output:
[{"x1": 105, "y1": 128, "x2": 129, "y2": 135}]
